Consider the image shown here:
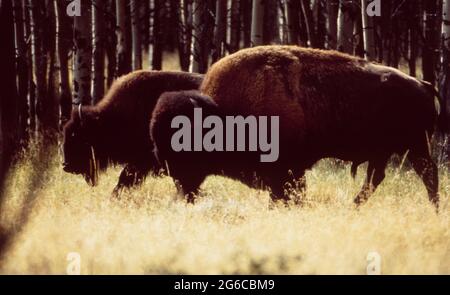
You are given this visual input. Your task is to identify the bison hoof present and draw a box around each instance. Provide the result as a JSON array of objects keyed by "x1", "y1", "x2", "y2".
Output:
[
  {"x1": 353, "y1": 194, "x2": 367, "y2": 207},
  {"x1": 111, "y1": 187, "x2": 124, "y2": 199},
  {"x1": 184, "y1": 192, "x2": 196, "y2": 204}
]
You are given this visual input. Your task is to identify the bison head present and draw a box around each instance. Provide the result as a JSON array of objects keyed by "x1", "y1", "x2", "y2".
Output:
[{"x1": 62, "y1": 105, "x2": 101, "y2": 186}]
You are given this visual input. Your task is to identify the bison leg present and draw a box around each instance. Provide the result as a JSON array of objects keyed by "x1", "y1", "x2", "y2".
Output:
[
  {"x1": 112, "y1": 164, "x2": 151, "y2": 197},
  {"x1": 408, "y1": 150, "x2": 439, "y2": 211},
  {"x1": 174, "y1": 175, "x2": 205, "y2": 204},
  {"x1": 354, "y1": 156, "x2": 389, "y2": 206}
]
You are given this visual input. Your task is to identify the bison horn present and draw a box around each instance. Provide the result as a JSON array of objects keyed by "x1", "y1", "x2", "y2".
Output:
[
  {"x1": 78, "y1": 104, "x2": 83, "y2": 123},
  {"x1": 88, "y1": 146, "x2": 99, "y2": 186}
]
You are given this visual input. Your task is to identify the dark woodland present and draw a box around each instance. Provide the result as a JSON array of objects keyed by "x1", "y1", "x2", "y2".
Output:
[{"x1": 0, "y1": 0, "x2": 450, "y2": 256}]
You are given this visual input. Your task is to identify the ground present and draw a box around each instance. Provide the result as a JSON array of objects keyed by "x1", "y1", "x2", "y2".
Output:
[{"x1": 0, "y1": 147, "x2": 448, "y2": 274}]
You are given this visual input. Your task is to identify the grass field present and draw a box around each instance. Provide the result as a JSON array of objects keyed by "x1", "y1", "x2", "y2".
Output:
[{"x1": 0, "y1": 146, "x2": 448, "y2": 275}]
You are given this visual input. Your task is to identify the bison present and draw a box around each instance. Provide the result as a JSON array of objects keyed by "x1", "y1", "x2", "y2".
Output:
[
  {"x1": 62, "y1": 70, "x2": 203, "y2": 196},
  {"x1": 150, "y1": 46, "x2": 444, "y2": 210}
]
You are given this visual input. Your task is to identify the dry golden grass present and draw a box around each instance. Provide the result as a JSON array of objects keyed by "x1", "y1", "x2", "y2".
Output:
[
  {"x1": 0, "y1": 146, "x2": 448, "y2": 275},
  {"x1": 141, "y1": 51, "x2": 182, "y2": 71}
]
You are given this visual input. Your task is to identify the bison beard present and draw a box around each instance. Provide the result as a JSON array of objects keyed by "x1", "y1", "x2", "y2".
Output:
[
  {"x1": 62, "y1": 70, "x2": 203, "y2": 196},
  {"x1": 151, "y1": 46, "x2": 440, "y2": 210}
]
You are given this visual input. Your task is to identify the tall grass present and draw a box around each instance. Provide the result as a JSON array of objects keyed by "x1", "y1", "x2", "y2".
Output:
[{"x1": 0, "y1": 146, "x2": 448, "y2": 274}]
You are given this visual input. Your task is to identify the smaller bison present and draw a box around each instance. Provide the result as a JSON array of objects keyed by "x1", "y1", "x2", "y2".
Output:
[
  {"x1": 151, "y1": 46, "x2": 444, "y2": 210},
  {"x1": 62, "y1": 70, "x2": 203, "y2": 196}
]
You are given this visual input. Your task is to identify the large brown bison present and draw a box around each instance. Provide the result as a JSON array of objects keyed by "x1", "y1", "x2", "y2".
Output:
[
  {"x1": 151, "y1": 46, "x2": 445, "y2": 209},
  {"x1": 62, "y1": 70, "x2": 203, "y2": 195}
]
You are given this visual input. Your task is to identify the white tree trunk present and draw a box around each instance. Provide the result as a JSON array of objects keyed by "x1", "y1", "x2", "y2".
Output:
[
  {"x1": 251, "y1": 0, "x2": 264, "y2": 46},
  {"x1": 361, "y1": 0, "x2": 376, "y2": 60},
  {"x1": 190, "y1": 0, "x2": 211, "y2": 73},
  {"x1": 190, "y1": 0, "x2": 201, "y2": 72},
  {"x1": 73, "y1": 0, "x2": 92, "y2": 105}
]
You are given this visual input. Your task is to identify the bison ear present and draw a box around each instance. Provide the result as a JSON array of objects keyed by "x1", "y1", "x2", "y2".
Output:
[
  {"x1": 78, "y1": 104, "x2": 84, "y2": 124},
  {"x1": 380, "y1": 72, "x2": 391, "y2": 83},
  {"x1": 76, "y1": 106, "x2": 102, "y2": 128}
]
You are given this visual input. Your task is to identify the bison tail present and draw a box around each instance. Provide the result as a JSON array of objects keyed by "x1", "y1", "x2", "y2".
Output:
[
  {"x1": 422, "y1": 80, "x2": 448, "y2": 133},
  {"x1": 435, "y1": 84, "x2": 449, "y2": 133}
]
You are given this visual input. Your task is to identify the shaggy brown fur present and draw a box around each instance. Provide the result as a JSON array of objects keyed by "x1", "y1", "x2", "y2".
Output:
[
  {"x1": 63, "y1": 70, "x2": 203, "y2": 195},
  {"x1": 152, "y1": 46, "x2": 440, "y2": 209}
]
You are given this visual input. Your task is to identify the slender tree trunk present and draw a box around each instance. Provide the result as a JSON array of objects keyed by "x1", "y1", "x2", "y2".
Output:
[
  {"x1": 423, "y1": 0, "x2": 440, "y2": 85},
  {"x1": 116, "y1": 0, "x2": 131, "y2": 75},
  {"x1": 174, "y1": 0, "x2": 192, "y2": 71},
  {"x1": 298, "y1": 1, "x2": 308, "y2": 46},
  {"x1": 300, "y1": 0, "x2": 315, "y2": 47},
  {"x1": 105, "y1": 0, "x2": 116, "y2": 85},
  {"x1": 353, "y1": 4, "x2": 364, "y2": 56},
  {"x1": 28, "y1": 0, "x2": 48, "y2": 133},
  {"x1": 337, "y1": 0, "x2": 354, "y2": 53},
  {"x1": 54, "y1": 0, "x2": 72, "y2": 126},
  {"x1": 440, "y1": 0, "x2": 450, "y2": 151},
  {"x1": 212, "y1": 0, "x2": 227, "y2": 62},
  {"x1": 152, "y1": 0, "x2": 164, "y2": 70},
  {"x1": 0, "y1": 0, "x2": 18, "y2": 184},
  {"x1": 313, "y1": 0, "x2": 326, "y2": 48},
  {"x1": 130, "y1": 0, "x2": 142, "y2": 71},
  {"x1": 23, "y1": 0, "x2": 35, "y2": 134},
  {"x1": 264, "y1": 0, "x2": 280, "y2": 44},
  {"x1": 390, "y1": 15, "x2": 400, "y2": 68},
  {"x1": 251, "y1": 0, "x2": 264, "y2": 46},
  {"x1": 327, "y1": 0, "x2": 339, "y2": 49},
  {"x1": 141, "y1": 0, "x2": 149, "y2": 57},
  {"x1": 381, "y1": 0, "x2": 392, "y2": 64},
  {"x1": 0, "y1": 94, "x2": 3, "y2": 189},
  {"x1": 229, "y1": 0, "x2": 241, "y2": 52},
  {"x1": 190, "y1": 0, "x2": 202, "y2": 72},
  {"x1": 73, "y1": 0, "x2": 92, "y2": 105},
  {"x1": 92, "y1": 0, "x2": 106, "y2": 104},
  {"x1": 407, "y1": 0, "x2": 420, "y2": 77},
  {"x1": 149, "y1": 0, "x2": 155, "y2": 67},
  {"x1": 279, "y1": 2, "x2": 287, "y2": 44},
  {"x1": 241, "y1": 0, "x2": 252, "y2": 48},
  {"x1": 190, "y1": 0, "x2": 212, "y2": 73},
  {"x1": 44, "y1": 0, "x2": 59, "y2": 134},
  {"x1": 361, "y1": 0, "x2": 376, "y2": 60},
  {"x1": 12, "y1": 0, "x2": 28, "y2": 140},
  {"x1": 285, "y1": 0, "x2": 300, "y2": 45}
]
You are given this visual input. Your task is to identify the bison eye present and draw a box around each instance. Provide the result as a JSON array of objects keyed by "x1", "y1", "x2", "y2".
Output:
[{"x1": 71, "y1": 132, "x2": 75, "y2": 137}]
